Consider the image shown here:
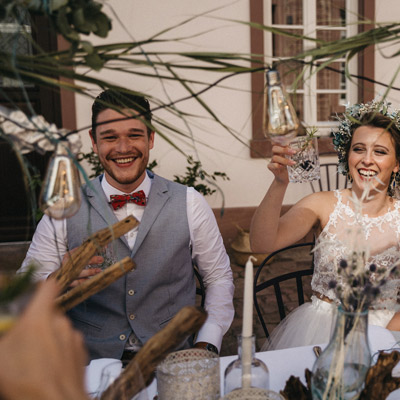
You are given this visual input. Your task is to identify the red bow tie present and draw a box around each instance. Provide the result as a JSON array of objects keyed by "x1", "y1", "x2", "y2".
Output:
[{"x1": 110, "y1": 191, "x2": 147, "y2": 210}]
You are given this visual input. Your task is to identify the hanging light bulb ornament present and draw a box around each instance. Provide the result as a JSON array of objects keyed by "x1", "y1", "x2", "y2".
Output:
[
  {"x1": 39, "y1": 139, "x2": 81, "y2": 219},
  {"x1": 263, "y1": 69, "x2": 299, "y2": 145}
]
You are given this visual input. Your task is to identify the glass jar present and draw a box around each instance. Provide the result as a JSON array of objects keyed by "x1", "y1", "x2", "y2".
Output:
[
  {"x1": 311, "y1": 306, "x2": 371, "y2": 400},
  {"x1": 224, "y1": 335, "x2": 269, "y2": 395}
]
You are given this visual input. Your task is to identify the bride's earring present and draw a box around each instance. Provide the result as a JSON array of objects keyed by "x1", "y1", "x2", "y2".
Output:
[
  {"x1": 346, "y1": 172, "x2": 353, "y2": 183},
  {"x1": 393, "y1": 171, "x2": 400, "y2": 199}
]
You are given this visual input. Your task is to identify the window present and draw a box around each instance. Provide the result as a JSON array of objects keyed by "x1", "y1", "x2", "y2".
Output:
[{"x1": 250, "y1": 0, "x2": 375, "y2": 158}]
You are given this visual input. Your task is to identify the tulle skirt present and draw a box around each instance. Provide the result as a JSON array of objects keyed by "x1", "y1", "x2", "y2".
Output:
[{"x1": 261, "y1": 296, "x2": 395, "y2": 351}]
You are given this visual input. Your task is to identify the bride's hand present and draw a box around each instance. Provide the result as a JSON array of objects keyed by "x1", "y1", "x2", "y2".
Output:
[{"x1": 268, "y1": 144, "x2": 296, "y2": 184}]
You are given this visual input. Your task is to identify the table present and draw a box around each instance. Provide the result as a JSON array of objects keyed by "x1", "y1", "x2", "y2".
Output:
[{"x1": 86, "y1": 325, "x2": 400, "y2": 399}]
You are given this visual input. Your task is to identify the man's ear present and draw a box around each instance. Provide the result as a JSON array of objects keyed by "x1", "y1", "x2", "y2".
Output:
[
  {"x1": 149, "y1": 131, "x2": 155, "y2": 150},
  {"x1": 89, "y1": 129, "x2": 98, "y2": 153}
]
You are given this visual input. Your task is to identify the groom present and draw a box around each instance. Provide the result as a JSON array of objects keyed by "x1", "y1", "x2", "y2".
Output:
[{"x1": 20, "y1": 89, "x2": 234, "y2": 361}]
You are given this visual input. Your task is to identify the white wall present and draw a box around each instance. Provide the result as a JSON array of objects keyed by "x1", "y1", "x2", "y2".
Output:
[
  {"x1": 75, "y1": 0, "x2": 392, "y2": 209},
  {"x1": 375, "y1": 1, "x2": 400, "y2": 105}
]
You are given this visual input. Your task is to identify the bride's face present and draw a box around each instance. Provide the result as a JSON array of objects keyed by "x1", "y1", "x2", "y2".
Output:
[{"x1": 348, "y1": 125, "x2": 399, "y2": 194}]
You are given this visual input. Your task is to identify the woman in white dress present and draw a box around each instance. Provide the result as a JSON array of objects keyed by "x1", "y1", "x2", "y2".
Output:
[{"x1": 250, "y1": 100, "x2": 400, "y2": 350}]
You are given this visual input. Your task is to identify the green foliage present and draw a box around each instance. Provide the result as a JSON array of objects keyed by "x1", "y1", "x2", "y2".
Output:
[
  {"x1": 0, "y1": 265, "x2": 35, "y2": 305},
  {"x1": 147, "y1": 159, "x2": 158, "y2": 172},
  {"x1": 77, "y1": 150, "x2": 104, "y2": 179},
  {"x1": 78, "y1": 151, "x2": 229, "y2": 197},
  {"x1": 173, "y1": 156, "x2": 229, "y2": 197},
  {"x1": 1, "y1": 0, "x2": 112, "y2": 69}
]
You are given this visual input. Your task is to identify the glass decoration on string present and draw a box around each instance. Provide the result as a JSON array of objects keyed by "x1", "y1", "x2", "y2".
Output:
[
  {"x1": 263, "y1": 69, "x2": 299, "y2": 145},
  {"x1": 39, "y1": 140, "x2": 81, "y2": 219}
]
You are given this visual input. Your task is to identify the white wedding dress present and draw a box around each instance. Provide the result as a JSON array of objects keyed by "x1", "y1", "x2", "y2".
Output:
[{"x1": 262, "y1": 190, "x2": 400, "y2": 351}]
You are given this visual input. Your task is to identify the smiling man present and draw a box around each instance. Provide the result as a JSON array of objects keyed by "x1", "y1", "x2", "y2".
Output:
[{"x1": 20, "y1": 90, "x2": 234, "y2": 362}]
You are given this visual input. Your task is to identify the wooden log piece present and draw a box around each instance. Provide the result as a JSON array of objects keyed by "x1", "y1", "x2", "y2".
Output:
[
  {"x1": 100, "y1": 306, "x2": 207, "y2": 400},
  {"x1": 359, "y1": 351, "x2": 400, "y2": 400},
  {"x1": 54, "y1": 215, "x2": 139, "y2": 291},
  {"x1": 55, "y1": 257, "x2": 135, "y2": 312}
]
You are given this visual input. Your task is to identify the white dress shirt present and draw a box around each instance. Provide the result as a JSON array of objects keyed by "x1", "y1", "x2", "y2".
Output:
[{"x1": 20, "y1": 173, "x2": 234, "y2": 351}]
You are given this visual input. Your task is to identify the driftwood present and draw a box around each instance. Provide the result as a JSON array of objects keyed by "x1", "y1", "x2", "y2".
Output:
[
  {"x1": 100, "y1": 306, "x2": 207, "y2": 400},
  {"x1": 281, "y1": 351, "x2": 400, "y2": 400},
  {"x1": 280, "y1": 370, "x2": 312, "y2": 400},
  {"x1": 359, "y1": 351, "x2": 400, "y2": 400},
  {"x1": 54, "y1": 215, "x2": 139, "y2": 291},
  {"x1": 55, "y1": 257, "x2": 135, "y2": 311}
]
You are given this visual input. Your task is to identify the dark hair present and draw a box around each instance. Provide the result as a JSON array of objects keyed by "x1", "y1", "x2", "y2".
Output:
[
  {"x1": 345, "y1": 112, "x2": 400, "y2": 165},
  {"x1": 91, "y1": 89, "x2": 153, "y2": 141}
]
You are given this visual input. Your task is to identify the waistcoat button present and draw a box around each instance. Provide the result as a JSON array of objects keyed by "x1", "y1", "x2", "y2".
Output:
[
  {"x1": 119, "y1": 334, "x2": 126, "y2": 341},
  {"x1": 129, "y1": 314, "x2": 135, "y2": 320},
  {"x1": 128, "y1": 289, "x2": 135, "y2": 296}
]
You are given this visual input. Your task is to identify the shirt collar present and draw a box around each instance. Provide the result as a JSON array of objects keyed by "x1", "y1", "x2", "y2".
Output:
[{"x1": 101, "y1": 172, "x2": 152, "y2": 200}]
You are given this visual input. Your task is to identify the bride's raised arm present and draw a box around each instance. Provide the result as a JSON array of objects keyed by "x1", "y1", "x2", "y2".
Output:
[{"x1": 249, "y1": 143, "x2": 324, "y2": 253}]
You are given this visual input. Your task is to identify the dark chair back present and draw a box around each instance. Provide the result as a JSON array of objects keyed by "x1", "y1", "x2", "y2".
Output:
[
  {"x1": 310, "y1": 162, "x2": 350, "y2": 192},
  {"x1": 194, "y1": 265, "x2": 205, "y2": 308},
  {"x1": 253, "y1": 242, "x2": 314, "y2": 339}
]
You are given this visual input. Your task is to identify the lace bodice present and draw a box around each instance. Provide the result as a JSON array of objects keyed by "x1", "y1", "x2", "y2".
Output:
[{"x1": 312, "y1": 190, "x2": 400, "y2": 310}]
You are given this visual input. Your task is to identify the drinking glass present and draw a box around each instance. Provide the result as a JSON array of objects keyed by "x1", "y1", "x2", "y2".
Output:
[
  {"x1": 156, "y1": 349, "x2": 220, "y2": 400},
  {"x1": 287, "y1": 136, "x2": 320, "y2": 183},
  {"x1": 86, "y1": 243, "x2": 118, "y2": 270},
  {"x1": 89, "y1": 360, "x2": 148, "y2": 400}
]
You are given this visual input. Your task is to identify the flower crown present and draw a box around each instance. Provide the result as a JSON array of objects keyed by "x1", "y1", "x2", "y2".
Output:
[{"x1": 332, "y1": 98, "x2": 400, "y2": 196}]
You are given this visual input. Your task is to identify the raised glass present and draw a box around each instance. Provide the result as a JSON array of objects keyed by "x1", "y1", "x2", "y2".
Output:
[{"x1": 287, "y1": 136, "x2": 320, "y2": 183}]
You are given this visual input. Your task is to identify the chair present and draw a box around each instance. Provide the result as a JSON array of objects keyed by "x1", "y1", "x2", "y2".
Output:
[
  {"x1": 253, "y1": 242, "x2": 314, "y2": 339},
  {"x1": 309, "y1": 162, "x2": 350, "y2": 192},
  {"x1": 194, "y1": 265, "x2": 205, "y2": 308}
]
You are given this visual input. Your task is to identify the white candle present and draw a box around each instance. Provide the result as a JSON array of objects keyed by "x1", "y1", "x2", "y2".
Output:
[
  {"x1": 241, "y1": 255, "x2": 256, "y2": 389},
  {"x1": 242, "y1": 256, "x2": 255, "y2": 338}
]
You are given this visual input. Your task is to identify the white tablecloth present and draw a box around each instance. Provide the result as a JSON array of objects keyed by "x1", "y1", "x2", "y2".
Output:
[{"x1": 86, "y1": 325, "x2": 400, "y2": 399}]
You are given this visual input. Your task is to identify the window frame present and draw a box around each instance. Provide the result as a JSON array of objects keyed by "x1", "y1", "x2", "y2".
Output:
[{"x1": 249, "y1": 0, "x2": 375, "y2": 158}]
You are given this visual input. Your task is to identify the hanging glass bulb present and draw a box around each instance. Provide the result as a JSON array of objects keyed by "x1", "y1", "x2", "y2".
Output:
[
  {"x1": 263, "y1": 69, "x2": 299, "y2": 145},
  {"x1": 39, "y1": 140, "x2": 81, "y2": 219}
]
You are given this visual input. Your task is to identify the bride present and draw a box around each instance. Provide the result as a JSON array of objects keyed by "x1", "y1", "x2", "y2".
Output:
[{"x1": 250, "y1": 99, "x2": 400, "y2": 350}]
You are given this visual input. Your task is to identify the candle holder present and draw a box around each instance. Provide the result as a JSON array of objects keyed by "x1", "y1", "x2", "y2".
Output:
[
  {"x1": 220, "y1": 388, "x2": 285, "y2": 400},
  {"x1": 224, "y1": 335, "x2": 269, "y2": 395},
  {"x1": 156, "y1": 348, "x2": 220, "y2": 400}
]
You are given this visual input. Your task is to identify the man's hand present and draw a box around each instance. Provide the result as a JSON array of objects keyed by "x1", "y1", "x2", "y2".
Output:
[
  {"x1": 49, "y1": 248, "x2": 103, "y2": 288},
  {"x1": 0, "y1": 279, "x2": 90, "y2": 400},
  {"x1": 194, "y1": 341, "x2": 219, "y2": 355}
]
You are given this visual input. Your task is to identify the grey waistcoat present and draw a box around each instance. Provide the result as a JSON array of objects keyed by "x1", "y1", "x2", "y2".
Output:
[{"x1": 66, "y1": 172, "x2": 195, "y2": 360}]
